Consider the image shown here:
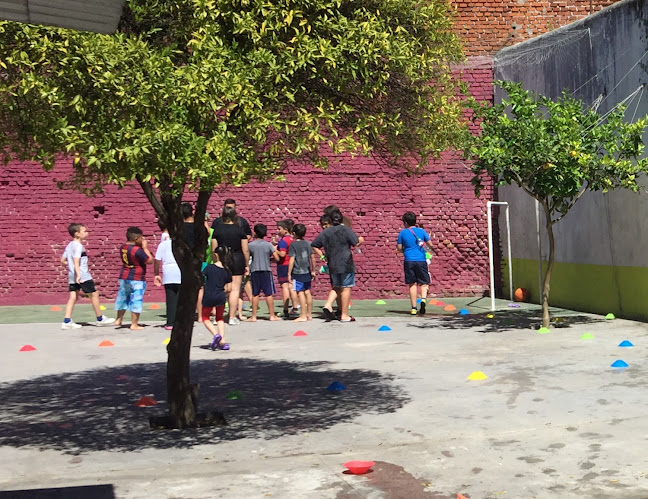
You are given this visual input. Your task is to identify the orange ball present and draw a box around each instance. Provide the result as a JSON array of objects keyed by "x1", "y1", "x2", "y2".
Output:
[{"x1": 514, "y1": 288, "x2": 530, "y2": 302}]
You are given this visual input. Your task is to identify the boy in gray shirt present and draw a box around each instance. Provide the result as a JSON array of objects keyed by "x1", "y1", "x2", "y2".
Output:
[
  {"x1": 288, "y1": 223, "x2": 316, "y2": 322},
  {"x1": 247, "y1": 224, "x2": 281, "y2": 321},
  {"x1": 61, "y1": 223, "x2": 115, "y2": 329}
]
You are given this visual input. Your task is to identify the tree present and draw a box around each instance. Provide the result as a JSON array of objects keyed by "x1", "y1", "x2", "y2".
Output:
[
  {"x1": 470, "y1": 81, "x2": 648, "y2": 328},
  {"x1": 0, "y1": 0, "x2": 468, "y2": 427}
]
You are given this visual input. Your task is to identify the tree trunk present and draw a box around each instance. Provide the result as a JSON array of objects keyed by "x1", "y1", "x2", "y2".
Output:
[{"x1": 541, "y1": 203, "x2": 555, "y2": 329}]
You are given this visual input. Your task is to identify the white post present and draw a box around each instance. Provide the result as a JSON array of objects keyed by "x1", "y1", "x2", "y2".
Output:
[{"x1": 487, "y1": 201, "x2": 512, "y2": 311}]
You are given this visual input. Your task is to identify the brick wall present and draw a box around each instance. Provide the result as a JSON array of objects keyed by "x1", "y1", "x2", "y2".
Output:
[
  {"x1": 452, "y1": 0, "x2": 620, "y2": 56},
  {"x1": 0, "y1": 58, "x2": 493, "y2": 306}
]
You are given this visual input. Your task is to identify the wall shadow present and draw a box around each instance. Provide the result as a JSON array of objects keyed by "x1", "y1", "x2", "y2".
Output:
[
  {"x1": 408, "y1": 310, "x2": 603, "y2": 333},
  {"x1": 0, "y1": 358, "x2": 408, "y2": 454}
]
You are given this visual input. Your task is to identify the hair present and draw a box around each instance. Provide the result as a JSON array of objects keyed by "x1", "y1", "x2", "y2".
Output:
[
  {"x1": 402, "y1": 211, "x2": 417, "y2": 227},
  {"x1": 181, "y1": 202, "x2": 194, "y2": 220},
  {"x1": 221, "y1": 206, "x2": 239, "y2": 224},
  {"x1": 254, "y1": 223, "x2": 267, "y2": 238},
  {"x1": 126, "y1": 226, "x2": 143, "y2": 241},
  {"x1": 319, "y1": 214, "x2": 332, "y2": 228},
  {"x1": 330, "y1": 209, "x2": 343, "y2": 225},
  {"x1": 323, "y1": 205, "x2": 339, "y2": 216},
  {"x1": 67, "y1": 223, "x2": 84, "y2": 237},
  {"x1": 157, "y1": 219, "x2": 167, "y2": 232},
  {"x1": 223, "y1": 198, "x2": 236, "y2": 206},
  {"x1": 292, "y1": 223, "x2": 306, "y2": 239},
  {"x1": 214, "y1": 245, "x2": 234, "y2": 270}
]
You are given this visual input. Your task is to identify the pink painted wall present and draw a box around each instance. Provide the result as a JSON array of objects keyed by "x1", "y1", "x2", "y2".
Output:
[{"x1": 0, "y1": 58, "x2": 493, "y2": 306}]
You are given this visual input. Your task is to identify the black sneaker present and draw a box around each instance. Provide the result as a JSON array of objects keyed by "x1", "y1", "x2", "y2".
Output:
[{"x1": 419, "y1": 301, "x2": 426, "y2": 316}]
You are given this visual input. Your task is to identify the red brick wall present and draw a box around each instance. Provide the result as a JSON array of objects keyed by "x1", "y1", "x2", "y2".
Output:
[
  {"x1": 452, "y1": 0, "x2": 620, "y2": 56},
  {"x1": 0, "y1": 58, "x2": 494, "y2": 306}
]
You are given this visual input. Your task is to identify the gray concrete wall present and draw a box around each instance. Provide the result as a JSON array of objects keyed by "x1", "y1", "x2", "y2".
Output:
[{"x1": 493, "y1": 0, "x2": 648, "y2": 276}]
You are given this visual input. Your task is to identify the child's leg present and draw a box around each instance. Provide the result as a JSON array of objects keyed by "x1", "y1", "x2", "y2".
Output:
[
  {"x1": 281, "y1": 282, "x2": 291, "y2": 314},
  {"x1": 196, "y1": 287, "x2": 203, "y2": 322},
  {"x1": 323, "y1": 289, "x2": 337, "y2": 311},
  {"x1": 338, "y1": 287, "x2": 352, "y2": 321},
  {"x1": 114, "y1": 309, "x2": 126, "y2": 326},
  {"x1": 214, "y1": 305, "x2": 226, "y2": 343},
  {"x1": 130, "y1": 312, "x2": 144, "y2": 330},
  {"x1": 202, "y1": 307, "x2": 219, "y2": 336},
  {"x1": 249, "y1": 294, "x2": 260, "y2": 321},
  {"x1": 266, "y1": 295, "x2": 281, "y2": 320},
  {"x1": 129, "y1": 281, "x2": 146, "y2": 330},
  {"x1": 88, "y1": 291, "x2": 102, "y2": 317},
  {"x1": 228, "y1": 275, "x2": 243, "y2": 320},
  {"x1": 290, "y1": 287, "x2": 299, "y2": 313},
  {"x1": 408, "y1": 283, "x2": 418, "y2": 309},
  {"x1": 64, "y1": 290, "x2": 79, "y2": 321},
  {"x1": 305, "y1": 289, "x2": 313, "y2": 320},
  {"x1": 293, "y1": 290, "x2": 308, "y2": 322}
]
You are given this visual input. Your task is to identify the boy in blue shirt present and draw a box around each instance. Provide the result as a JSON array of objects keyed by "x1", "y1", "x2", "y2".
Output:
[{"x1": 396, "y1": 211, "x2": 435, "y2": 316}]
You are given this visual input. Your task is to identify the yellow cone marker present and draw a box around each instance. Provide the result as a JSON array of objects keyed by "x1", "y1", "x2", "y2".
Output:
[
  {"x1": 486, "y1": 313, "x2": 494, "y2": 319},
  {"x1": 163, "y1": 337, "x2": 170, "y2": 345},
  {"x1": 468, "y1": 371, "x2": 488, "y2": 380},
  {"x1": 100, "y1": 305, "x2": 106, "y2": 311}
]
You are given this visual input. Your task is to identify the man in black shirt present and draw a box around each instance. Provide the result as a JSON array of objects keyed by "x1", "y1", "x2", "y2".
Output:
[{"x1": 211, "y1": 199, "x2": 252, "y2": 239}]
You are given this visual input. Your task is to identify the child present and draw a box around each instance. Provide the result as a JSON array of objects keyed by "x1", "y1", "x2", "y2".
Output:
[
  {"x1": 154, "y1": 221, "x2": 181, "y2": 331},
  {"x1": 311, "y1": 209, "x2": 361, "y2": 322},
  {"x1": 114, "y1": 226, "x2": 154, "y2": 330},
  {"x1": 247, "y1": 223, "x2": 281, "y2": 321},
  {"x1": 202, "y1": 246, "x2": 233, "y2": 351},
  {"x1": 61, "y1": 223, "x2": 115, "y2": 329},
  {"x1": 274, "y1": 219, "x2": 298, "y2": 318},
  {"x1": 397, "y1": 211, "x2": 435, "y2": 315},
  {"x1": 287, "y1": 223, "x2": 316, "y2": 322}
]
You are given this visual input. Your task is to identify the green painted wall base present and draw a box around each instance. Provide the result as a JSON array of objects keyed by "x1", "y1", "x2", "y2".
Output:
[{"x1": 502, "y1": 258, "x2": 648, "y2": 322}]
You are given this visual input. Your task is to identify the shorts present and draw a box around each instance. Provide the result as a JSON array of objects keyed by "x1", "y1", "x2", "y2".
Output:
[
  {"x1": 231, "y1": 252, "x2": 246, "y2": 276},
  {"x1": 202, "y1": 304, "x2": 225, "y2": 322},
  {"x1": 293, "y1": 279, "x2": 311, "y2": 292},
  {"x1": 330, "y1": 272, "x2": 355, "y2": 288},
  {"x1": 251, "y1": 271, "x2": 275, "y2": 297},
  {"x1": 404, "y1": 261, "x2": 431, "y2": 285},
  {"x1": 277, "y1": 265, "x2": 290, "y2": 285},
  {"x1": 69, "y1": 280, "x2": 96, "y2": 294},
  {"x1": 115, "y1": 279, "x2": 147, "y2": 313}
]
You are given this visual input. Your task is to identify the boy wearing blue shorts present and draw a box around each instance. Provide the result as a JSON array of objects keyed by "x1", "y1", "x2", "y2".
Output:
[
  {"x1": 114, "y1": 226, "x2": 153, "y2": 330},
  {"x1": 248, "y1": 224, "x2": 281, "y2": 321},
  {"x1": 288, "y1": 224, "x2": 316, "y2": 322},
  {"x1": 397, "y1": 211, "x2": 435, "y2": 316}
]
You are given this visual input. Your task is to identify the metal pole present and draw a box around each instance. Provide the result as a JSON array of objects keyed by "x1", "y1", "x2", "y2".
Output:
[
  {"x1": 487, "y1": 201, "x2": 511, "y2": 311},
  {"x1": 535, "y1": 200, "x2": 543, "y2": 305},
  {"x1": 505, "y1": 206, "x2": 513, "y2": 301}
]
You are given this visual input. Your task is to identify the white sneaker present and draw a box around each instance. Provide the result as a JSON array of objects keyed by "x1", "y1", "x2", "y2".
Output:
[
  {"x1": 95, "y1": 316, "x2": 116, "y2": 326},
  {"x1": 61, "y1": 321, "x2": 82, "y2": 330},
  {"x1": 229, "y1": 317, "x2": 240, "y2": 326}
]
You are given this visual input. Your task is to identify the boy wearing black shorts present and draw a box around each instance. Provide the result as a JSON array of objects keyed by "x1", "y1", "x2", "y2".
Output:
[{"x1": 61, "y1": 223, "x2": 115, "y2": 329}]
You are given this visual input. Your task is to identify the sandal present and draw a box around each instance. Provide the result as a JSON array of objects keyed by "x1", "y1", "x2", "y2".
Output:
[
  {"x1": 217, "y1": 342, "x2": 230, "y2": 351},
  {"x1": 322, "y1": 307, "x2": 335, "y2": 322},
  {"x1": 209, "y1": 334, "x2": 222, "y2": 351},
  {"x1": 340, "y1": 317, "x2": 356, "y2": 322}
]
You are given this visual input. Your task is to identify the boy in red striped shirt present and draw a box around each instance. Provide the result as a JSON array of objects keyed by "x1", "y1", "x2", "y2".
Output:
[{"x1": 114, "y1": 227, "x2": 153, "y2": 330}]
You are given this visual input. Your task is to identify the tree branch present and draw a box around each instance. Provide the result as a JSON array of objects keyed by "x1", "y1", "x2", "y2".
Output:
[{"x1": 136, "y1": 174, "x2": 166, "y2": 221}]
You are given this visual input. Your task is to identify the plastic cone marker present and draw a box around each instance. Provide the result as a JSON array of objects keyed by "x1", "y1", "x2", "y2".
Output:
[
  {"x1": 444, "y1": 305, "x2": 456, "y2": 311},
  {"x1": 163, "y1": 338, "x2": 170, "y2": 345},
  {"x1": 416, "y1": 298, "x2": 422, "y2": 304},
  {"x1": 508, "y1": 303, "x2": 521, "y2": 308},
  {"x1": 135, "y1": 396, "x2": 158, "y2": 407},
  {"x1": 605, "y1": 313, "x2": 615, "y2": 320},
  {"x1": 486, "y1": 313, "x2": 494, "y2": 319},
  {"x1": 98, "y1": 340, "x2": 114, "y2": 347},
  {"x1": 327, "y1": 382, "x2": 346, "y2": 391},
  {"x1": 468, "y1": 371, "x2": 487, "y2": 380},
  {"x1": 49, "y1": 306, "x2": 62, "y2": 312},
  {"x1": 378, "y1": 325, "x2": 391, "y2": 331},
  {"x1": 19, "y1": 345, "x2": 36, "y2": 352},
  {"x1": 537, "y1": 327, "x2": 550, "y2": 334},
  {"x1": 375, "y1": 299, "x2": 386, "y2": 305},
  {"x1": 149, "y1": 303, "x2": 161, "y2": 310},
  {"x1": 611, "y1": 360, "x2": 629, "y2": 368},
  {"x1": 458, "y1": 494, "x2": 468, "y2": 499},
  {"x1": 435, "y1": 301, "x2": 446, "y2": 307},
  {"x1": 428, "y1": 299, "x2": 438, "y2": 305},
  {"x1": 580, "y1": 333, "x2": 594, "y2": 340},
  {"x1": 293, "y1": 330, "x2": 308, "y2": 337},
  {"x1": 619, "y1": 340, "x2": 634, "y2": 347},
  {"x1": 225, "y1": 390, "x2": 243, "y2": 400},
  {"x1": 458, "y1": 309, "x2": 470, "y2": 315}
]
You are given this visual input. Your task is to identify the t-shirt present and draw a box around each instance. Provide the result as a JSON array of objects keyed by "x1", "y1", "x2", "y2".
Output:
[
  {"x1": 202, "y1": 264, "x2": 232, "y2": 307},
  {"x1": 63, "y1": 240, "x2": 92, "y2": 284},
  {"x1": 248, "y1": 239, "x2": 275, "y2": 273},
  {"x1": 184, "y1": 222, "x2": 195, "y2": 251},
  {"x1": 288, "y1": 239, "x2": 313, "y2": 276},
  {"x1": 311, "y1": 225, "x2": 359, "y2": 274},
  {"x1": 397, "y1": 227, "x2": 430, "y2": 262},
  {"x1": 276, "y1": 235, "x2": 294, "y2": 267},
  {"x1": 212, "y1": 216, "x2": 252, "y2": 237},
  {"x1": 118, "y1": 243, "x2": 149, "y2": 281},
  {"x1": 212, "y1": 224, "x2": 247, "y2": 254},
  {"x1": 155, "y1": 239, "x2": 181, "y2": 285}
]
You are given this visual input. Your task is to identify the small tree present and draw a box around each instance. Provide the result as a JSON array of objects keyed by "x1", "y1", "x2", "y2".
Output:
[
  {"x1": 470, "y1": 81, "x2": 648, "y2": 327},
  {"x1": 0, "y1": 0, "x2": 468, "y2": 427}
]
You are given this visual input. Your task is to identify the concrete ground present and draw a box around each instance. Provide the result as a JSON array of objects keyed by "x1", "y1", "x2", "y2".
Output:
[{"x1": 1, "y1": 298, "x2": 648, "y2": 498}]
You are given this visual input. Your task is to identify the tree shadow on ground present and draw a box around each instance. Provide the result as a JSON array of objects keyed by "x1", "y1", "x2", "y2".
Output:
[
  {"x1": 0, "y1": 359, "x2": 408, "y2": 454},
  {"x1": 408, "y1": 309, "x2": 604, "y2": 334}
]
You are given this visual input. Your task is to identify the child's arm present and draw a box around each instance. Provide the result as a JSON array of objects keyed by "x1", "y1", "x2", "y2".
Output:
[
  {"x1": 61, "y1": 257, "x2": 67, "y2": 267},
  {"x1": 224, "y1": 282, "x2": 232, "y2": 293},
  {"x1": 154, "y1": 260, "x2": 162, "y2": 286},
  {"x1": 310, "y1": 252, "x2": 317, "y2": 279},
  {"x1": 287, "y1": 256, "x2": 295, "y2": 277},
  {"x1": 140, "y1": 237, "x2": 154, "y2": 264},
  {"x1": 73, "y1": 257, "x2": 82, "y2": 284},
  {"x1": 312, "y1": 247, "x2": 324, "y2": 259},
  {"x1": 241, "y1": 238, "x2": 250, "y2": 275}
]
